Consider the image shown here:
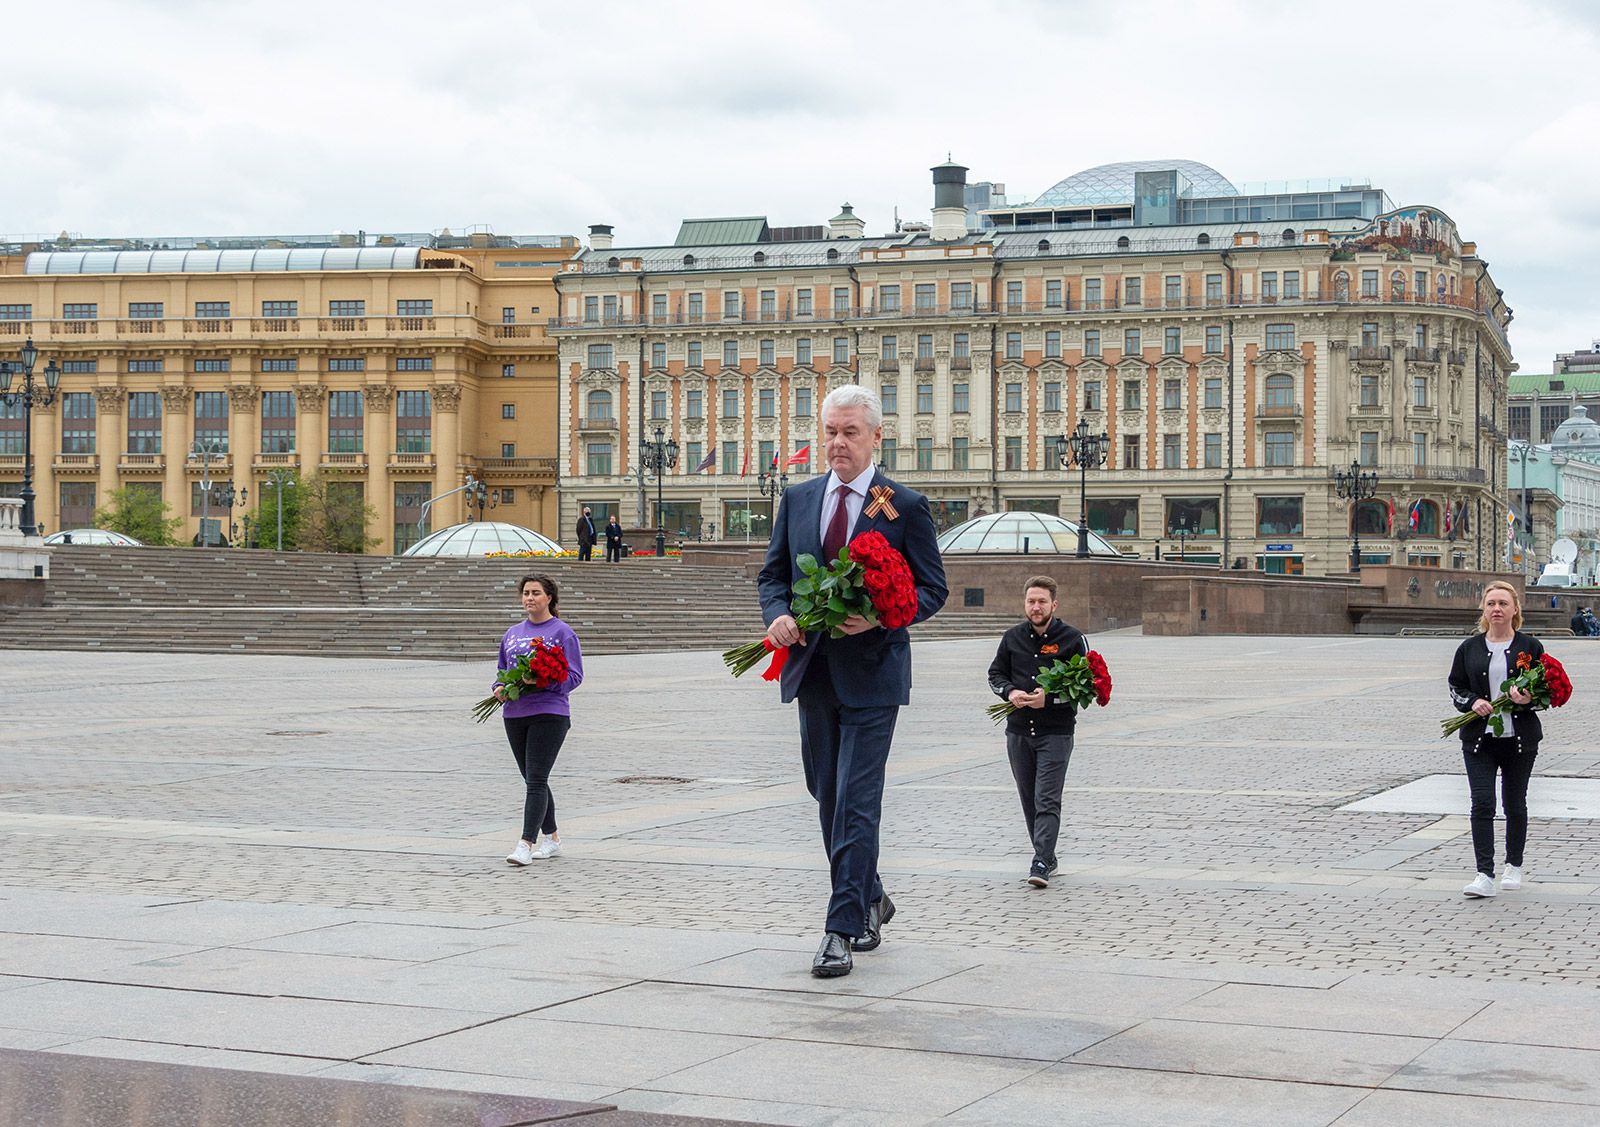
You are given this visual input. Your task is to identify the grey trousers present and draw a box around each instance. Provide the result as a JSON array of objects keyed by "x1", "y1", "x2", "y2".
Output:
[{"x1": 1006, "y1": 731, "x2": 1073, "y2": 869}]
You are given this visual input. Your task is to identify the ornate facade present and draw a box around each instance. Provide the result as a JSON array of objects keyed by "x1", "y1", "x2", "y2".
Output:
[{"x1": 551, "y1": 161, "x2": 1514, "y2": 576}]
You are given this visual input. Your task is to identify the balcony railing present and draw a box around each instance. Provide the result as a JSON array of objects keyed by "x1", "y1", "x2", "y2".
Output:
[
  {"x1": 185, "y1": 319, "x2": 232, "y2": 334},
  {"x1": 476, "y1": 456, "x2": 558, "y2": 478},
  {"x1": 388, "y1": 452, "x2": 436, "y2": 471},
  {"x1": 578, "y1": 415, "x2": 618, "y2": 431},
  {"x1": 321, "y1": 452, "x2": 367, "y2": 469},
  {"x1": 0, "y1": 453, "x2": 25, "y2": 471},
  {"x1": 914, "y1": 357, "x2": 936, "y2": 371},
  {"x1": 320, "y1": 318, "x2": 367, "y2": 332},
  {"x1": 53, "y1": 453, "x2": 99, "y2": 473},
  {"x1": 118, "y1": 453, "x2": 165, "y2": 473},
  {"x1": 1257, "y1": 402, "x2": 1303, "y2": 418},
  {"x1": 1352, "y1": 345, "x2": 1392, "y2": 361},
  {"x1": 185, "y1": 454, "x2": 231, "y2": 474},
  {"x1": 253, "y1": 452, "x2": 298, "y2": 469},
  {"x1": 877, "y1": 359, "x2": 900, "y2": 373},
  {"x1": 1337, "y1": 462, "x2": 1488, "y2": 484},
  {"x1": 0, "y1": 321, "x2": 28, "y2": 335},
  {"x1": 1405, "y1": 346, "x2": 1440, "y2": 363}
]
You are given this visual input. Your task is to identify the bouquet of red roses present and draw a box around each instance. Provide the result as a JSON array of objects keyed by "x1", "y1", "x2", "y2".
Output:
[
  {"x1": 986, "y1": 650, "x2": 1112, "y2": 723},
  {"x1": 472, "y1": 638, "x2": 570, "y2": 722},
  {"x1": 723, "y1": 530, "x2": 918, "y2": 679},
  {"x1": 1441, "y1": 650, "x2": 1572, "y2": 738}
]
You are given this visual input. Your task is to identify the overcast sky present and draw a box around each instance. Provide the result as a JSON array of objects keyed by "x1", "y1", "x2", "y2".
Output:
[{"x1": 3, "y1": 0, "x2": 1596, "y2": 371}]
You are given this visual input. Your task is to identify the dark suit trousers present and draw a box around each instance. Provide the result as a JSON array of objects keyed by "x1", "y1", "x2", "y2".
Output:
[
  {"x1": 577, "y1": 542, "x2": 593, "y2": 561},
  {"x1": 1006, "y1": 731, "x2": 1072, "y2": 869},
  {"x1": 797, "y1": 650, "x2": 895, "y2": 938}
]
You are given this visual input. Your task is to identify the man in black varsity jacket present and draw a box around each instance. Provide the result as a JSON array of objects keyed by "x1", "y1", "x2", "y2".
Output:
[{"x1": 987, "y1": 575, "x2": 1088, "y2": 889}]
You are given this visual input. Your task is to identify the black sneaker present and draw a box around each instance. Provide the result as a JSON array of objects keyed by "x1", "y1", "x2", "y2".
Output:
[{"x1": 1027, "y1": 861, "x2": 1050, "y2": 888}]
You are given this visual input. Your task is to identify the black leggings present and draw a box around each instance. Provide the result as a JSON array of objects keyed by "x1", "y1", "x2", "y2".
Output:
[
  {"x1": 504, "y1": 714, "x2": 570, "y2": 842},
  {"x1": 1464, "y1": 737, "x2": 1537, "y2": 876}
]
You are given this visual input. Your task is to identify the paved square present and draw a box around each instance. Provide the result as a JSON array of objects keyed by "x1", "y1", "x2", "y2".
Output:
[{"x1": 2, "y1": 632, "x2": 1598, "y2": 1125}]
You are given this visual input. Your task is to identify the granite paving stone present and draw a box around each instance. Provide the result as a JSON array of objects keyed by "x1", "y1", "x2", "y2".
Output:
[{"x1": 1385, "y1": 1039, "x2": 1600, "y2": 1105}]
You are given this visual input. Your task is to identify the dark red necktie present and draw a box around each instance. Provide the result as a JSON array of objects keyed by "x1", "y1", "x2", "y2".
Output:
[{"x1": 823, "y1": 485, "x2": 851, "y2": 561}]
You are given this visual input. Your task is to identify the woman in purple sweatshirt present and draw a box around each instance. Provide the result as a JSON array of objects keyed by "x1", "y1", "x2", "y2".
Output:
[{"x1": 495, "y1": 573, "x2": 584, "y2": 866}]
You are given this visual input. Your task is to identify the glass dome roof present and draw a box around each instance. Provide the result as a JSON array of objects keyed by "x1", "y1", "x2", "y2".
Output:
[
  {"x1": 1031, "y1": 159, "x2": 1238, "y2": 207},
  {"x1": 401, "y1": 521, "x2": 564, "y2": 557},
  {"x1": 937, "y1": 511, "x2": 1121, "y2": 556},
  {"x1": 1550, "y1": 405, "x2": 1600, "y2": 452},
  {"x1": 43, "y1": 528, "x2": 143, "y2": 546}
]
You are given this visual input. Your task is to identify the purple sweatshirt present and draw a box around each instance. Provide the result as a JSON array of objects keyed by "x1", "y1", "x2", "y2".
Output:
[{"x1": 496, "y1": 616, "x2": 584, "y2": 719}]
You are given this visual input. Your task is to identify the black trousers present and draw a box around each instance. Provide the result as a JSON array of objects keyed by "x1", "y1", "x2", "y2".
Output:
[
  {"x1": 605, "y1": 541, "x2": 622, "y2": 562},
  {"x1": 1463, "y1": 736, "x2": 1537, "y2": 876},
  {"x1": 577, "y1": 542, "x2": 593, "y2": 561},
  {"x1": 505, "y1": 714, "x2": 569, "y2": 842},
  {"x1": 797, "y1": 651, "x2": 896, "y2": 939},
  {"x1": 1006, "y1": 730, "x2": 1073, "y2": 869}
]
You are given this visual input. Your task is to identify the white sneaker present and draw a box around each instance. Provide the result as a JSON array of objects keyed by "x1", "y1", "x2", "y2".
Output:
[
  {"x1": 535, "y1": 837, "x2": 562, "y2": 860},
  {"x1": 1501, "y1": 865, "x2": 1524, "y2": 890},
  {"x1": 506, "y1": 841, "x2": 535, "y2": 866},
  {"x1": 1462, "y1": 873, "x2": 1497, "y2": 898}
]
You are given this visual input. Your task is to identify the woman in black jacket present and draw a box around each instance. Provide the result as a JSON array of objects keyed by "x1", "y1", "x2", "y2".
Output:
[{"x1": 1447, "y1": 580, "x2": 1543, "y2": 899}]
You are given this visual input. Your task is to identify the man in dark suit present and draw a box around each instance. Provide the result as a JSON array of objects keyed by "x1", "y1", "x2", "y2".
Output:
[
  {"x1": 575, "y1": 506, "x2": 597, "y2": 561},
  {"x1": 603, "y1": 515, "x2": 625, "y2": 562},
  {"x1": 759, "y1": 384, "x2": 947, "y2": 977}
]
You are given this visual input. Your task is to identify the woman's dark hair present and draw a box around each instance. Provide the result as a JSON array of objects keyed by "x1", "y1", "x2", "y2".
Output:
[{"x1": 519, "y1": 573, "x2": 559, "y2": 615}]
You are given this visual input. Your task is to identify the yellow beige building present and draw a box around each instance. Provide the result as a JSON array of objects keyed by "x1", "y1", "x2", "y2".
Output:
[{"x1": 0, "y1": 229, "x2": 575, "y2": 552}]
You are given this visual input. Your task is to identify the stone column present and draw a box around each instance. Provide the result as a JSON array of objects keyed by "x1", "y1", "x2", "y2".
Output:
[
  {"x1": 294, "y1": 384, "x2": 325, "y2": 478},
  {"x1": 362, "y1": 383, "x2": 393, "y2": 553},
  {"x1": 161, "y1": 386, "x2": 192, "y2": 534},
  {"x1": 430, "y1": 382, "x2": 463, "y2": 526},
  {"x1": 227, "y1": 384, "x2": 258, "y2": 487},
  {"x1": 94, "y1": 386, "x2": 125, "y2": 511},
  {"x1": 30, "y1": 397, "x2": 58, "y2": 535}
]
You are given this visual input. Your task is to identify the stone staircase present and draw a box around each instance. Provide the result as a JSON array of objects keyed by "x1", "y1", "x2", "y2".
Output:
[{"x1": 0, "y1": 546, "x2": 1022, "y2": 660}]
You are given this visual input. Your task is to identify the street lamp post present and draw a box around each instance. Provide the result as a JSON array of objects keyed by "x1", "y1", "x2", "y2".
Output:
[
  {"x1": 192, "y1": 439, "x2": 227, "y2": 546},
  {"x1": 757, "y1": 464, "x2": 788, "y2": 501},
  {"x1": 1054, "y1": 418, "x2": 1109, "y2": 558},
  {"x1": 1174, "y1": 514, "x2": 1191, "y2": 562},
  {"x1": 1333, "y1": 460, "x2": 1381, "y2": 574},
  {"x1": 209, "y1": 481, "x2": 247, "y2": 546},
  {"x1": 639, "y1": 425, "x2": 679, "y2": 557},
  {"x1": 263, "y1": 469, "x2": 295, "y2": 551},
  {"x1": 469, "y1": 478, "x2": 497, "y2": 522},
  {"x1": 0, "y1": 339, "x2": 62, "y2": 537},
  {"x1": 1510, "y1": 441, "x2": 1539, "y2": 578}
]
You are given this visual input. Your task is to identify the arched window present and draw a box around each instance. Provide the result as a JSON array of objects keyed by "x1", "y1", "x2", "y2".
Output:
[
  {"x1": 826, "y1": 247, "x2": 840, "y2": 261},
  {"x1": 1282, "y1": 228, "x2": 1296, "y2": 244},
  {"x1": 1415, "y1": 500, "x2": 1440, "y2": 537},
  {"x1": 1353, "y1": 499, "x2": 1388, "y2": 536},
  {"x1": 1264, "y1": 373, "x2": 1295, "y2": 408},
  {"x1": 1390, "y1": 270, "x2": 1406, "y2": 301},
  {"x1": 753, "y1": 251, "x2": 766, "y2": 264},
  {"x1": 682, "y1": 254, "x2": 695, "y2": 266},
  {"x1": 586, "y1": 389, "x2": 613, "y2": 420},
  {"x1": 1197, "y1": 232, "x2": 1211, "y2": 247},
  {"x1": 607, "y1": 256, "x2": 620, "y2": 269},
  {"x1": 1333, "y1": 271, "x2": 1350, "y2": 301},
  {"x1": 1037, "y1": 239, "x2": 1051, "y2": 252},
  {"x1": 1116, "y1": 235, "x2": 1131, "y2": 249}
]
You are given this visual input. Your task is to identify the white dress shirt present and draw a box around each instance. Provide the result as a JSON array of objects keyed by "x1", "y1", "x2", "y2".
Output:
[{"x1": 820, "y1": 464, "x2": 876, "y2": 546}]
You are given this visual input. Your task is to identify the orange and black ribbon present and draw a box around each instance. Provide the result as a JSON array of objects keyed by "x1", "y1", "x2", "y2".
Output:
[{"x1": 865, "y1": 485, "x2": 899, "y2": 521}]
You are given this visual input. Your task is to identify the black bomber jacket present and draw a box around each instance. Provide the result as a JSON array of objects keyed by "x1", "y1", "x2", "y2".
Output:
[
  {"x1": 987, "y1": 618, "x2": 1089, "y2": 735},
  {"x1": 1447, "y1": 630, "x2": 1545, "y2": 749}
]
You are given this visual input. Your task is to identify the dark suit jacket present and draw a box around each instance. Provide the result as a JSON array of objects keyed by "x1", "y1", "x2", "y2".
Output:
[
  {"x1": 604, "y1": 522, "x2": 625, "y2": 547},
  {"x1": 758, "y1": 472, "x2": 947, "y2": 707},
  {"x1": 575, "y1": 516, "x2": 597, "y2": 547}
]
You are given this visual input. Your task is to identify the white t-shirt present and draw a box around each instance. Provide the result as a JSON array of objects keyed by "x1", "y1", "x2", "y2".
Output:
[{"x1": 1486, "y1": 638, "x2": 1515, "y2": 736}]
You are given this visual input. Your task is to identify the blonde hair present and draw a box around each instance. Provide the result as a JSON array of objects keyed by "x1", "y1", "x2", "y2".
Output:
[{"x1": 1477, "y1": 580, "x2": 1523, "y2": 633}]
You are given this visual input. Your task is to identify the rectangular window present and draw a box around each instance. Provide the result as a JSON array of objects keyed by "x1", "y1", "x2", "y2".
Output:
[
  {"x1": 261, "y1": 390, "x2": 296, "y2": 453},
  {"x1": 758, "y1": 439, "x2": 775, "y2": 469},
  {"x1": 795, "y1": 386, "x2": 812, "y2": 416},
  {"x1": 1006, "y1": 280, "x2": 1023, "y2": 310},
  {"x1": 59, "y1": 482, "x2": 95, "y2": 527},
  {"x1": 0, "y1": 305, "x2": 33, "y2": 323},
  {"x1": 587, "y1": 343, "x2": 615, "y2": 369},
  {"x1": 1261, "y1": 271, "x2": 1278, "y2": 300},
  {"x1": 128, "y1": 302, "x2": 164, "y2": 319},
  {"x1": 721, "y1": 441, "x2": 738, "y2": 473},
  {"x1": 1044, "y1": 279, "x2": 1063, "y2": 308},
  {"x1": 881, "y1": 335, "x2": 898, "y2": 361},
  {"x1": 723, "y1": 291, "x2": 740, "y2": 319},
  {"x1": 722, "y1": 340, "x2": 739, "y2": 368},
  {"x1": 952, "y1": 436, "x2": 969, "y2": 470},
  {"x1": 194, "y1": 391, "x2": 228, "y2": 453},
  {"x1": 127, "y1": 360, "x2": 164, "y2": 373},
  {"x1": 1083, "y1": 329, "x2": 1101, "y2": 357},
  {"x1": 1123, "y1": 328, "x2": 1140, "y2": 355},
  {"x1": 61, "y1": 360, "x2": 97, "y2": 373},
  {"x1": 328, "y1": 390, "x2": 364, "y2": 453},
  {"x1": 881, "y1": 383, "x2": 898, "y2": 415},
  {"x1": 64, "y1": 303, "x2": 98, "y2": 320},
  {"x1": 917, "y1": 333, "x2": 934, "y2": 360},
  {"x1": 127, "y1": 392, "x2": 161, "y2": 454},
  {"x1": 328, "y1": 357, "x2": 366, "y2": 372},
  {"x1": 1414, "y1": 323, "x2": 1428, "y2": 350},
  {"x1": 952, "y1": 382, "x2": 969, "y2": 413},
  {"x1": 329, "y1": 300, "x2": 366, "y2": 317},
  {"x1": 650, "y1": 294, "x2": 667, "y2": 321},
  {"x1": 1005, "y1": 382, "x2": 1023, "y2": 412},
  {"x1": 584, "y1": 296, "x2": 599, "y2": 323},
  {"x1": 688, "y1": 340, "x2": 703, "y2": 367},
  {"x1": 1164, "y1": 326, "x2": 1181, "y2": 355},
  {"x1": 505, "y1": 305, "x2": 519, "y2": 324},
  {"x1": 951, "y1": 282, "x2": 973, "y2": 310},
  {"x1": 602, "y1": 296, "x2": 617, "y2": 322},
  {"x1": 194, "y1": 302, "x2": 230, "y2": 319},
  {"x1": 261, "y1": 358, "x2": 298, "y2": 372},
  {"x1": 395, "y1": 357, "x2": 433, "y2": 371},
  {"x1": 916, "y1": 437, "x2": 933, "y2": 471},
  {"x1": 722, "y1": 388, "x2": 739, "y2": 417},
  {"x1": 393, "y1": 481, "x2": 433, "y2": 553},
  {"x1": 1357, "y1": 372, "x2": 1378, "y2": 408},
  {"x1": 759, "y1": 339, "x2": 775, "y2": 366},
  {"x1": 758, "y1": 387, "x2": 775, "y2": 418},
  {"x1": 1413, "y1": 376, "x2": 1428, "y2": 407},
  {"x1": 1415, "y1": 270, "x2": 1427, "y2": 299},
  {"x1": 688, "y1": 293, "x2": 704, "y2": 320},
  {"x1": 953, "y1": 333, "x2": 970, "y2": 359},
  {"x1": 795, "y1": 289, "x2": 812, "y2": 316},
  {"x1": 880, "y1": 438, "x2": 897, "y2": 470},
  {"x1": 1413, "y1": 432, "x2": 1427, "y2": 466},
  {"x1": 1045, "y1": 330, "x2": 1061, "y2": 358},
  {"x1": 1205, "y1": 325, "x2": 1223, "y2": 353},
  {"x1": 1264, "y1": 323, "x2": 1295, "y2": 351},
  {"x1": 1361, "y1": 322, "x2": 1380, "y2": 349},
  {"x1": 652, "y1": 390, "x2": 669, "y2": 420},
  {"x1": 1122, "y1": 434, "x2": 1139, "y2": 468},
  {"x1": 1005, "y1": 332, "x2": 1022, "y2": 359},
  {"x1": 1123, "y1": 380, "x2": 1140, "y2": 410},
  {"x1": 1204, "y1": 376, "x2": 1222, "y2": 409},
  {"x1": 499, "y1": 442, "x2": 516, "y2": 458},
  {"x1": 879, "y1": 284, "x2": 901, "y2": 313},
  {"x1": 795, "y1": 338, "x2": 811, "y2": 366},
  {"x1": 687, "y1": 389, "x2": 704, "y2": 419},
  {"x1": 1166, "y1": 497, "x2": 1219, "y2": 536},
  {"x1": 1163, "y1": 433, "x2": 1181, "y2": 468},
  {"x1": 1204, "y1": 432, "x2": 1222, "y2": 468},
  {"x1": 1360, "y1": 431, "x2": 1379, "y2": 466},
  {"x1": 683, "y1": 441, "x2": 702, "y2": 472},
  {"x1": 1204, "y1": 274, "x2": 1222, "y2": 302},
  {"x1": 832, "y1": 337, "x2": 849, "y2": 364},
  {"x1": 586, "y1": 442, "x2": 613, "y2": 476},
  {"x1": 1124, "y1": 277, "x2": 1141, "y2": 306},
  {"x1": 1165, "y1": 275, "x2": 1182, "y2": 304},
  {"x1": 396, "y1": 300, "x2": 433, "y2": 316},
  {"x1": 194, "y1": 359, "x2": 230, "y2": 373},
  {"x1": 1283, "y1": 271, "x2": 1300, "y2": 299},
  {"x1": 833, "y1": 287, "x2": 850, "y2": 316},
  {"x1": 395, "y1": 390, "x2": 432, "y2": 454},
  {"x1": 1004, "y1": 435, "x2": 1023, "y2": 471},
  {"x1": 1084, "y1": 278, "x2": 1102, "y2": 308},
  {"x1": 914, "y1": 283, "x2": 936, "y2": 311},
  {"x1": 651, "y1": 341, "x2": 667, "y2": 369},
  {"x1": 1083, "y1": 380, "x2": 1101, "y2": 411},
  {"x1": 917, "y1": 383, "x2": 934, "y2": 413},
  {"x1": 1257, "y1": 496, "x2": 1304, "y2": 536},
  {"x1": 759, "y1": 289, "x2": 776, "y2": 317},
  {"x1": 1264, "y1": 430, "x2": 1294, "y2": 466},
  {"x1": 1361, "y1": 269, "x2": 1379, "y2": 297},
  {"x1": 1088, "y1": 498, "x2": 1139, "y2": 537},
  {"x1": 1043, "y1": 381, "x2": 1061, "y2": 413},
  {"x1": 1163, "y1": 378, "x2": 1181, "y2": 410}
]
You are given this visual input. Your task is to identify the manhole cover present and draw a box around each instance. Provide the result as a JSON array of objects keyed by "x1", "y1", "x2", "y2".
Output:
[
  {"x1": 265, "y1": 730, "x2": 330, "y2": 737},
  {"x1": 615, "y1": 775, "x2": 694, "y2": 785}
]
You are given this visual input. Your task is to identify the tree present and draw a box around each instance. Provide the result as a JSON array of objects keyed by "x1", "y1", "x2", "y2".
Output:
[
  {"x1": 246, "y1": 472, "x2": 305, "y2": 551},
  {"x1": 298, "y1": 471, "x2": 381, "y2": 554},
  {"x1": 94, "y1": 485, "x2": 182, "y2": 546}
]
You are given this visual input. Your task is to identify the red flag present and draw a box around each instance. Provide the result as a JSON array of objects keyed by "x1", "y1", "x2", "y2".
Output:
[
  {"x1": 785, "y1": 444, "x2": 810, "y2": 467},
  {"x1": 1386, "y1": 497, "x2": 1395, "y2": 534},
  {"x1": 740, "y1": 446, "x2": 749, "y2": 476}
]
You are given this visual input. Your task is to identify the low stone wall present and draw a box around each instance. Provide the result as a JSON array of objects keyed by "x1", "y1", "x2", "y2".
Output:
[
  {"x1": 0, "y1": 578, "x2": 46, "y2": 607},
  {"x1": 941, "y1": 556, "x2": 1218, "y2": 633},
  {"x1": 1143, "y1": 575, "x2": 1352, "y2": 636}
]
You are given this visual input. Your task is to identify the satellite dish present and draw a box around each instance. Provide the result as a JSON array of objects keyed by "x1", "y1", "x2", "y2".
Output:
[{"x1": 1552, "y1": 538, "x2": 1578, "y2": 565}]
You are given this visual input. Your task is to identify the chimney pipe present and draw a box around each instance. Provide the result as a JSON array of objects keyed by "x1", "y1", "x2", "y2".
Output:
[
  {"x1": 930, "y1": 159, "x2": 969, "y2": 241},
  {"x1": 588, "y1": 224, "x2": 614, "y2": 251}
]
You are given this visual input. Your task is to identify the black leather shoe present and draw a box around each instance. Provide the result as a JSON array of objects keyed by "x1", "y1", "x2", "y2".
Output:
[
  {"x1": 852, "y1": 891, "x2": 895, "y2": 952},
  {"x1": 812, "y1": 932, "x2": 853, "y2": 977}
]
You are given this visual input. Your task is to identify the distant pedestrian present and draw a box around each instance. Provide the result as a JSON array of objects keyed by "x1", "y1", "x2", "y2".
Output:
[
  {"x1": 575, "y1": 506, "x2": 597, "y2": 562},
  {"x1": 987, "y1": 575, "x2": 1088, "y2": 889},
  {"x1": 1447, "y1": 581, "x2": 1544, "y2": 898},
  {"x1": 496, "y1": 574, "x2": 584, "y2": 867},
  {"x1": 604, "y1": 515, "x2": 624, "y2": 562}
]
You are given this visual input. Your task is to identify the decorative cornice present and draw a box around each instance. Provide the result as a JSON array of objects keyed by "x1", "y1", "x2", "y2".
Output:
[{"x1": 93, "y1": 386, "x2": 126, "y2": 414}]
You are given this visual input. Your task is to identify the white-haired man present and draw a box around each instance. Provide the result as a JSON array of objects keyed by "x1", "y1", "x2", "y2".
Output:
[{"x1": 758, "y1": 384, "x2": 948, "y2": 977}]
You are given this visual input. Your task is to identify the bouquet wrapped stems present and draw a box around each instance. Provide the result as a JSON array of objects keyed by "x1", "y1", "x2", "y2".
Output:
[
  {"x1": 987, "y1": 650, "x2": 1112, "y2": 723},
  {"x1": 1440, "y1": 651, "x2": 1572, "y2": 738},
  {"x1": 473, "y1": 639, "x2": 569, "y2": 723}
]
